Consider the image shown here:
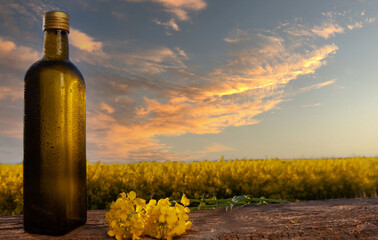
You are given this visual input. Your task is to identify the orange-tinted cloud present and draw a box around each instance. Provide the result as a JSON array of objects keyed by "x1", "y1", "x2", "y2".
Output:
[
  {"x1": 348, "y1": 17, "x2": 375, "y2": 30},
  {"x1": 128, "y1": 0, "x2": 207, "y2": 21},
  {"x1": 301, "y1": 103, "x2": 321, "y2": 108},
  {"x1": 365, "y1": 17, "x2": 376, "y2": 24},
  {"x1": 0, "y1": 37, "x2": 39, "y2": 142},
  {"x1": 0, "y1": 7, "x2": 367, "y2": 163},
  {"x1": 85, "y1": 26, "x2": 340, "y2": 162},
  {"x1": 223, "y1": 28, "x2": 251, "y2": 43},
  {"x1": 100, "y1": 102, "x2": 115, "y2": 114},
  {"x1": 153, "y1": 18, "x2": 180, "y2": 32},
  {"x1": 347, "y1": 21, "x2": 363, "y2": 30},
  {"x1": 298, "y1": 79, "x2": 336, "y2": 93},
  {"x1": 190, "y1": 143, "x2": 234, "y2": 159},
  {"x1": 203, "y1": 143, "x2": 234, "y2": 153},
  {"x1": 86, "y1": 109, "x2": 178, "y2": 162},
  {"x1": 69, "y1": 28, "x2": 107, "y2": 66},
  {"x1": 70, "y1": 28, "x2": 104, "y2": 53},
  {"x1": 0, "y1": 118, "x2": 22, "y2": 139},
  {"x1": 208, "y1": 35, "x2": 338, "y2": 98},
  {"x1": 0, "y1": 86, "x2": 23, "y2": 101},
  {"x1": 0, "y1": 0, "x2": 57, "y2": 35},
  {"x1": 0, "y1": 36, "x2": 39, "y2": 70},
  {"x1": 110, "y1": 47, "x2": 188, "y2": 74},
  {"x1": 87, "y1": 97, "x2": 280, "y2": 162},
  {"x1": 311, "y1": 22, "x2": 344, "y2": 39},
  {"x1": 282, "y1": 17, "x2": 346, "y2": 40}
]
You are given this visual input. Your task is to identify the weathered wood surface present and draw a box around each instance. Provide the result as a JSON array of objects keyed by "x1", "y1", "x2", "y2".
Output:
[{"x1": 0, "y1": 198, "x2": 377, "y2": 239}]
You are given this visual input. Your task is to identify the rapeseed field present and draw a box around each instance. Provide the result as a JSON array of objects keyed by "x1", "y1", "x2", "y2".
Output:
[{"x1": 1, "y1": 157, "x2": 377, "y2": 214}]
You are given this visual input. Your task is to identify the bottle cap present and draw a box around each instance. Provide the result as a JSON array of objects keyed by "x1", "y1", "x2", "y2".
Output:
[{"x1": 43, "y1": 11, "x2": 70, "y2": 33}]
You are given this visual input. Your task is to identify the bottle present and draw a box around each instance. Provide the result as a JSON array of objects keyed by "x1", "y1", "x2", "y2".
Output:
[{"x1": 23, "y1": 11, "x2": 86, "y2": 235}]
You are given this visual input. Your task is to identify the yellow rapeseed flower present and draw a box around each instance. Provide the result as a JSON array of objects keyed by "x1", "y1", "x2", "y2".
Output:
[
  {"x1": 181, "y1": 193, "x2": 190, "y2": 206},
  {"x1": 106, "y1": 191, "x2": 191, "y2": 240}
]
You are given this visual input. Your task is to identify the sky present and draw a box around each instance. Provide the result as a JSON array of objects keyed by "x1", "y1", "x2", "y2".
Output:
[{"x1": 0, "y1": 0, "x2": 377, "y2": 164}]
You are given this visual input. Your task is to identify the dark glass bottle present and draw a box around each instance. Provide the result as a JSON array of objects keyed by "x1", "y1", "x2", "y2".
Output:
[{"x1": 23, "y1": 11, "x2": 86, "y2": 235}]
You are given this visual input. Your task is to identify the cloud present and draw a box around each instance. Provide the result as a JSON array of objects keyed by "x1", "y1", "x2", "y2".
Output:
[
  {"x1": 175, "y1": 47, "x2": 188, "y2": 58},
  {"x1": 0, "y1": 36, "x2": 39, "y2": 145},
  {"x1": 365, "y1": 17, "x2": 375, "y2": 24},
  {"x1": 0, "y1": 0, "x2": 58, "y2": 36},
  {"x1": 0, "y1": 38, "x2": 16, "y2": 53},
  {"x1": 347, "y1": 21, "x2": 363, "y2": 30},
  {"x1": 203, "y1": 143, "x2": 233, "y2": 153},
  {"x1": 0, "y1": 36, "x2": 39, "y2": 71},
  {"x1": 0, "y1": 86, "x2": 23, "y2": 101},
  {"x1": 282, "y1": 17, "x2": 347, "y2": 40},
  {"x1": 0, "y1": 136, "x2": 22, "y2": 164},
  {"x1": 75, "y1": 0, "x2": 98, "y2": 11},
  {"x1": 153, "y1": 18, "x2": 180, "y2": 32},
  {"x1": 70, "y1": 28, "x2": 104, "y2": 53},
  {"x1": 128, "y1": 0, "x2": 207, "y2": 21},
  {"x1": 311, "y1": 22, "x2": 344, "y2": 39},
  {"x1": 135, "y1": 96, "x2": 277, "y2": 135},
  {"x1": 100, "y1": 102, "x2": 115, "y2": 114},
  {"x1": 301, "y1": 103, "x2": 321, "y2": 108},
  {"x1": 224, "y1": 28, "x2": 251, "y2": 43},
  {"x1": 86, "y1": 108, "x2": 178, "y2": 162},
  {"x1": 282, "y1": 23, "x2": 313, "y2": 38},
  {"x1": 214, "y1": 33, "x2": 338, "y2": 98},
  {"x1": 0, "y1": 92, "x2": 23, "y2": 141},
  {"x1": 192, "y1": 143, "x2": 234, "y2": 159},
  {"x1": 69, "y1": 33, "x2": 189, "y2": 77},
  {"x1": 347, "y1": 17, "x2": 375, "y2": 30},
  {"x1": 109, "y1": 46, "x2": 189, "y2": 75},
  {"x1": 112, "y1": 10, "x2": 127, "y2": 20},
  {"x1": 83, "y1": 23, "x2": 340, "y2": 162},
  {"x1": 321, "y1": 11, "x2": 347, "y2": 18},
  {"x1": 298, "y1": 79, "x2": 336, "y2": 93},
  {"x1": 0, "y1": 4, "x2": 369, "y2": 163},
  {"x1": 69, "y1": 28, "x2": 107, "y2": 66},
  {"x1": 0, "y1": 36, "x2": 40, "y2": 148},
  {"x1": 0, "y1": 117, "x2": 22, "y2": 139},
  {"x1": 86, "y1": 95, "x2": 276, "y2": 162}
]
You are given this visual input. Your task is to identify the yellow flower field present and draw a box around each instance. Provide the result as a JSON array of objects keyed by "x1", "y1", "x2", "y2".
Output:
[{"x1": 1, "y1": 157, "x2": 377, "y2": 214}]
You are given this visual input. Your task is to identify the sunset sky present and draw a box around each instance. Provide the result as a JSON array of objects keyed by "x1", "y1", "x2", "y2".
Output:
[{"x1": 0, "y1": 0, "x2": 378, "y2": 163}]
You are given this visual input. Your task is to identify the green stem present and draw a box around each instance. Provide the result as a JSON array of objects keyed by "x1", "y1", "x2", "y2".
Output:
[
  {"x1": 188, "y1": 197, "x2": 288, "y2": 204},
  {"x1": 171, "y1": 195, "x2": 289, "y2": 211}
]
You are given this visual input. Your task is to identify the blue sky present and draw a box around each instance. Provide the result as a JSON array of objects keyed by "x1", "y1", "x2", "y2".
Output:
[{"x1": 0, "y1": 0, "x2": 377, "y2": 163}]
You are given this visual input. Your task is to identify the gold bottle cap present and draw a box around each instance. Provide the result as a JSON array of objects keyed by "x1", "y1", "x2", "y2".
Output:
[{"x1": 43, "y1": 11, "x2": 70, "y2": 33}]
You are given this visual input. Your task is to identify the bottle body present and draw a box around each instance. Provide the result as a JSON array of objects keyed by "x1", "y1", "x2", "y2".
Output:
[{"x1": 23, "y1": 58, "x2": 87, "y2": 234}]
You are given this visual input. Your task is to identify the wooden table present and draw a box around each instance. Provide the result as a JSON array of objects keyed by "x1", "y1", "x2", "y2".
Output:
[{"x1": 1, "y1": 198, "x2": 377, "y2": 239}]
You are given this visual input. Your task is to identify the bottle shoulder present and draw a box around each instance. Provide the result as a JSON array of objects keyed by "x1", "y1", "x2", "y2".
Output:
[{"x1": 25, "y1": 59, "x2": 84, "y2": 83}]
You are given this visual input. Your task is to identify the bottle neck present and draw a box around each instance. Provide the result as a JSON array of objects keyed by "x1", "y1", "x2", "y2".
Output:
[{"x1": 43, "y1": 29, "x2": 69, "y2": 60}]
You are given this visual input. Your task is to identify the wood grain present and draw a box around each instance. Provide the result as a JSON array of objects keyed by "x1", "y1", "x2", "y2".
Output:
[{"x1": 1, "y1": 198, "x2": 377, "y2": 239}]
